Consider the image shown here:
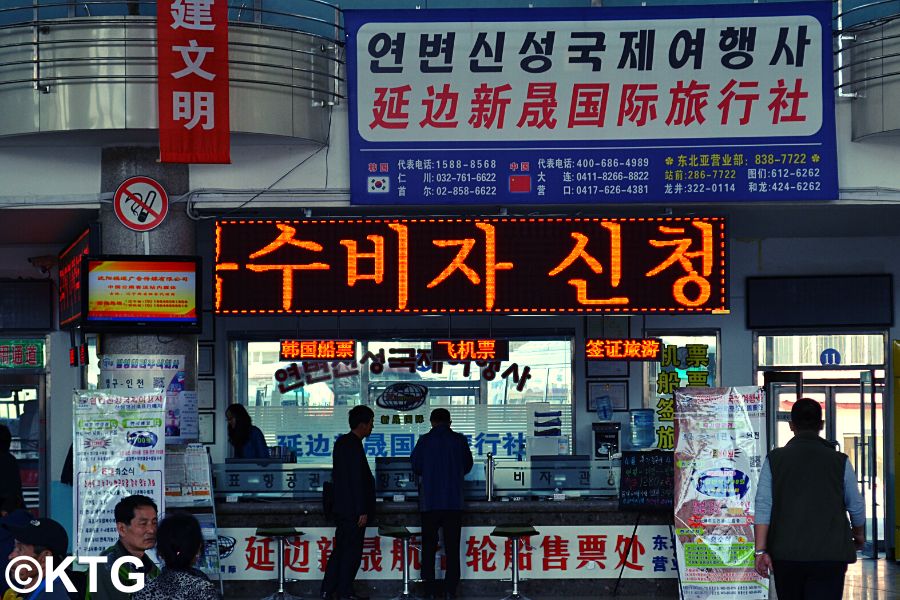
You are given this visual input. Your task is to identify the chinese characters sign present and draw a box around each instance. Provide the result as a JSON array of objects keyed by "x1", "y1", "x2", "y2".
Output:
[
  {"x1": 585, "y1": 338, "x2": 661, "y2": 361},
  {"x1": 157, "y1": 0, "x2": 230, "y2": 163},
  {"x1": 215, "y1": 217, "x2": 727, "y2": 314},
  {"x1": 280, "y1": 339, "x2": 357, "y2": 361},
  {"x1": 0, "y1": 339, "x2": 44, "y2": 369},
  {"x1": 345, "y1": 4, "x2": 836, "y2": 204},
  {"x1": 218, "y1": 525, "x2": 677, "y2": 580},
  {"x1": 674, "y1": 387, "x2": 767, "y2": 599},
  {"x1": 649, "y1": 337, "x2": 716, "y2": 450},
  {"x1": 83, "y1": 257, "x2": 200, "y2": 331},
  {"x1": 432, "y1": 339, "x2": 509, "y2": 361}
]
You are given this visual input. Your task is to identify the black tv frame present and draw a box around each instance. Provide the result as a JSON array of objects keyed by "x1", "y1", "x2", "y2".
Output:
[{"x1": 80, "y1": 254, "x2": 202, "y2": 333}]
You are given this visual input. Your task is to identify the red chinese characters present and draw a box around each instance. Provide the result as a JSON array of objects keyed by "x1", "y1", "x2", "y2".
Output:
[
  {"x1": 157, "y1": 0, "x2": 230, "y2": 162},
  {"x1": 585, "y1": 338, "x2": 662, "y2": 361}
]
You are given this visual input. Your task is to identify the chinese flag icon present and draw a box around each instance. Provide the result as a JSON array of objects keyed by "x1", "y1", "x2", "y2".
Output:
[
  {"x1": 367, "y1": 176, "x2": 390, "y2": 193},
  {"x1": 508, "y1": 174, "x2": 531, "y2": 193}
]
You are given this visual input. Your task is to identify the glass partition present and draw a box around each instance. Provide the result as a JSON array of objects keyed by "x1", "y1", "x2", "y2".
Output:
[{"x1": 240, "y1": 337, "x2": 573, "y2": 462}]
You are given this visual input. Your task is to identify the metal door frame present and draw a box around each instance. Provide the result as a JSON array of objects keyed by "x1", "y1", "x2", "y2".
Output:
[{"x1": 758, "y1": 365, "x2": 888, "y2": 558}]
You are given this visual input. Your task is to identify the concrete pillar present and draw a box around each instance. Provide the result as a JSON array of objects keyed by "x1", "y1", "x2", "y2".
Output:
[{"x1": 98, "y1": 147, "x2": 197, "y2": 383}]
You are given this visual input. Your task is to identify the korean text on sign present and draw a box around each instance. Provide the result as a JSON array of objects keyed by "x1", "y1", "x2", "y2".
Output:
[
  {"x1": 214, "y1": 217, "x2": 727, "y2": 314},
  {"x1": 345, "y1": 5, "x2": 836, "y2": 204}
]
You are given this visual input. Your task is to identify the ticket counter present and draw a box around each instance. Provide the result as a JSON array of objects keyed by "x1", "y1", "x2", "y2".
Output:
[{"x1": 212, "y1": 459, "x2": 677, "y2": 598}]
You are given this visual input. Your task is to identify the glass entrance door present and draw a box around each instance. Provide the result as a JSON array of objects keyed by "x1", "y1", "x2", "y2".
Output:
[{"x1": 761, "y1": 372, "x2": 885, "y2": 558}]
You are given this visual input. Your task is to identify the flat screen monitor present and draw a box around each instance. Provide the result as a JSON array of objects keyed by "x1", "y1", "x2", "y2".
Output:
[
  {"x1": 746, "y1": 275, "x2": 893, "y2": 329},
  {"x1": 81, "y1": 255, "x2": 201, "y2": 333}
]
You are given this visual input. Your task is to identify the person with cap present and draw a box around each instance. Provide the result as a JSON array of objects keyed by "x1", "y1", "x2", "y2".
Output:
[
  {"x1": 2, "y1": 516, "x2": 71, "y2": 600},
  {"x1": 88, "y1": 495, "x2": 159, "y2": 600},
  {"x1": 410, "y1": 408, "x2": 474, "y2": 600},
  {"x1": 0, "y1": 494, "x2": 32, "y2": 596}
]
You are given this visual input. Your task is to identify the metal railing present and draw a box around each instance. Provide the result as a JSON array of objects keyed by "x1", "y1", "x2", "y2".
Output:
[
  {"x1": 0, "y1": 0, "x2": 345, "y2": 103},
  {"x1": 834, "y1": 0, "x2": 900, "y2": 96}
]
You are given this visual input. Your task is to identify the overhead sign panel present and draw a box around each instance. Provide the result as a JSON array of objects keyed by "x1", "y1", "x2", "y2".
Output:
[
  {"x1": 345, "y1": 3, "x2": 837, "y2": 205},
  {"x1": 214, "y1": 217, "x2": 728, "y2": 315}
]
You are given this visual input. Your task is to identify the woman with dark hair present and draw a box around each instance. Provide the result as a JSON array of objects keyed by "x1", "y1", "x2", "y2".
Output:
[
  {"x1": 132, "y1": 512, "x2": 219, "y2": 600},
  {"x1": 225, "y1": 403, "x2": 268, "y2": 459}
]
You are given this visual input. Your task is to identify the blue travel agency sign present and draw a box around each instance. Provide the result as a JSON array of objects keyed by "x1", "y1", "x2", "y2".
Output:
[{"x1": 345, "y1": 3, "x2": 837, "y2": 205}]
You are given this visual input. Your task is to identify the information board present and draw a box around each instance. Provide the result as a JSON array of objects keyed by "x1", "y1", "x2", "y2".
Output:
[
  {"x1": 345, "y1": 3, "x2": 837, "y2": 205},
  {"x1": 618, "y1": 450, "x2": 674, "y2": 512}
]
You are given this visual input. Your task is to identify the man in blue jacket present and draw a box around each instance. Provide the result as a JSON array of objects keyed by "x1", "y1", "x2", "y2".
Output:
[{"x1": 411, "y1": 408, "x2": 473, "y2": 600}]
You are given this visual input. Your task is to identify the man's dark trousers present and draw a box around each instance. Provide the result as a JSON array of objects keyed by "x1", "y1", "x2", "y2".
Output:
[
  {"x1": 421, "y1": 510, "x2": 463, "y2": 597},
  {"x1": 322, "y1": 515, "x2": 366, "y2": 598},
  {"x1": 772, "y1": 560, "x2": 847, "y2": 600}
]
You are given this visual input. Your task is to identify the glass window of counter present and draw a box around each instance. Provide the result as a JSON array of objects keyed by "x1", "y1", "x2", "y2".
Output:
[
  {"x1": 641, "y1": 331, "x2": 719, "y2": 451},
  {"x1": 239, "y1": 338, "x2": 573, "y2": 462}
]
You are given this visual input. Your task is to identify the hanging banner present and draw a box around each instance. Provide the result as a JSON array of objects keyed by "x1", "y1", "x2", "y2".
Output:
[
  {"x1": 157, "y1": 0, "x2": 230, "y2": 163},
  {"x1": 73, "y1": 390, "x2": 166, "y2": 557},
  {"x1": 674, "y1": 386, "x2": 768, "y2": 600},
  {"x1": 345, "y1": 3, "x2": 837, "y2": 205},
  {"x1": 100, "y1": 354, "x2": 197, "y2": 443}
]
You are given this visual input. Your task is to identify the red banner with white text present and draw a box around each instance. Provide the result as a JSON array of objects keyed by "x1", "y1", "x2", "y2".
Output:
[{"x1": 157, "y1": 0, "x2": 231, "y2": 163}]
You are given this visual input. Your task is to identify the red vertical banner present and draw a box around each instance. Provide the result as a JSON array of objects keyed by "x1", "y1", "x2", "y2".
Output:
[{"x1": 157, "y1": 0, "x2": 231, "y2": 163}]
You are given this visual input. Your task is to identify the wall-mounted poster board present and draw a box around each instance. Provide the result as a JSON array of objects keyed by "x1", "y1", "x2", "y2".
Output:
[{"x1": 618, "y1": 450, "x2": 674, "y2": 512}]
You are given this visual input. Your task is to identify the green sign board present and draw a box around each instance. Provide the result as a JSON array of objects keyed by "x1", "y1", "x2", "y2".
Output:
[{"x1": 0, "y1": 339, "x2": 45, "y2": 369}]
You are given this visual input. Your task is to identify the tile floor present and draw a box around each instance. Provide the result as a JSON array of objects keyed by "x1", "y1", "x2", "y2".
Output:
[{"x1": 843, "y1": 557, "x2": 900, "y2": 600}]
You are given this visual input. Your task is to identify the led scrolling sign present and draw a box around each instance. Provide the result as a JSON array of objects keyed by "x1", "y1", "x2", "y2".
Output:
[{"x1": 215, "y1": 217, "x2": 727, "y2": 315}]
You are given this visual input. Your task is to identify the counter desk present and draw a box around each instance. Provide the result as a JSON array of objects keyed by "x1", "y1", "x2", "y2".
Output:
[{"x1": 215, "y1": 498, "x2": 679, "y2": 598}]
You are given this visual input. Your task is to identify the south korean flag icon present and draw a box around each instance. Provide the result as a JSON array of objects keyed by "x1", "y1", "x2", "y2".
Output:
[{"x1": 367, "y1": 176, "x2": 390, "y2": 193}]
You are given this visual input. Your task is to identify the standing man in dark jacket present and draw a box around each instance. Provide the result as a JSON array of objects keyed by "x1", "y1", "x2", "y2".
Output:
[
  {"x1": 321, "y1": 405, "x2": 375, "y2": 600},
  {"x1": 754, "y1": 398, "x2": 865, "y2": 599},
  {"x1": 411, "y1": 408, "x2": 474, "y2": 600}
]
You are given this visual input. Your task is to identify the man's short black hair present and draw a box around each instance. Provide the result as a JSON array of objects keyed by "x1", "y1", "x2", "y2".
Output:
[
  {"x1": 155, "y1": 511, "x2": 203, "y2": 571},
  {"x1": 791, "y1": 398, "x2": 823, "y2": 431},
  {"x1": 114, "y1": 494, "x2": 158, "y2": 525},
  {"x1": 348, "y1": 405, "x2": 375, "y2": 429},
  {"x1": 430, "y1": 408, "x2": 451, "y2": 425},
  {"x1": 0, "y1": 424, "x2": 11, "y2": 452}
]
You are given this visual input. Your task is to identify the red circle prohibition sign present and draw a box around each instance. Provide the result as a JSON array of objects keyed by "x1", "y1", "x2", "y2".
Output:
[{"x1": 114, "y1": 176, "x2": 170, "y2": 232}]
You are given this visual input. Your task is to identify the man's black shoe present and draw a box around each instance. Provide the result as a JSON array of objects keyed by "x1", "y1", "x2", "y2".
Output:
[
  {"x1": 338, "y1": 595, "x2": 369, "y2": 600},
  {"x1": 320, "y1": 593, "x2": 332, "y2": 600}
]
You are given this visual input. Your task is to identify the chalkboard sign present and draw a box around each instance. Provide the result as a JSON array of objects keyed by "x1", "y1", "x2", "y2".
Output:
[{"x1": 618, "y1": 450, "x2": 674, "y2": 512}]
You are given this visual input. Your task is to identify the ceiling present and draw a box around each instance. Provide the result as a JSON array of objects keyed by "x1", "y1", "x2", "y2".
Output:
[{"x1": 0, "y1": 208, "x2": 99, "y2": 248}]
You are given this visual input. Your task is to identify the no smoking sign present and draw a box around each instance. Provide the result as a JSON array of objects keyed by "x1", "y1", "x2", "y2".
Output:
[{"x1": 114, "y1": 176, "x2": 169, "y2": 232}]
